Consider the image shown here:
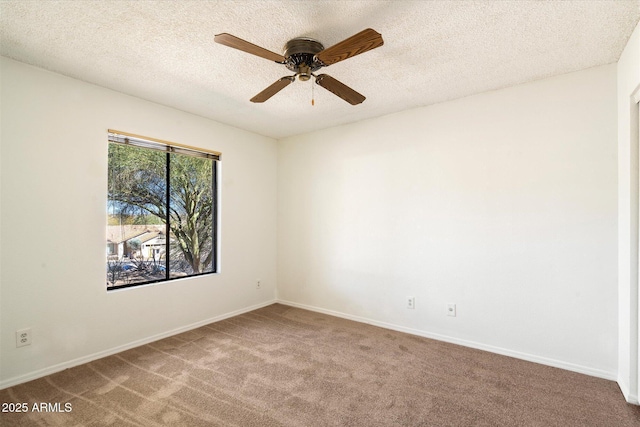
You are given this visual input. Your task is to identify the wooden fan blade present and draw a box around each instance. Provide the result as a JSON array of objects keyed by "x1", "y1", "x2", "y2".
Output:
[
  {"x1": 214, "y1": 33, "x2": 285, "y2": 62},
  {"x1": 250, "y1": 77, "x2": 295, "y2": 103},
  {"x1": 315, "y1": 74, "x2": 365, "y2": 105},
  {"x1": 315, "y1": 28, "x2": 383, "y2": 66}
]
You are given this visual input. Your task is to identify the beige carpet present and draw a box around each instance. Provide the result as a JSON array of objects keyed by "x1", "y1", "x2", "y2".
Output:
[{"x1": 1, "y1": 303, "x2": 639, "y2": 426}]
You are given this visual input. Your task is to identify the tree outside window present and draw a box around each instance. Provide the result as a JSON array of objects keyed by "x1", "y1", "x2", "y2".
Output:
[{"x1": 107, "y1": 134, "x2": 218, "y2": 289}]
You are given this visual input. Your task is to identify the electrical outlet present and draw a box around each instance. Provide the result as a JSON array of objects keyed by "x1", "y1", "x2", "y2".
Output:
[
  {"x1": 256, "y1": 280, "x2": 261, "y2": 289},
  {"x1": 407, "y1": 296, "x2": 415, "y2": 309},
  {"x1": 447, "y1": 304, "x2": 456, "y2": 317},
  {"x1": 16, "y1": 328, "x2": 31, "y2": 347}
]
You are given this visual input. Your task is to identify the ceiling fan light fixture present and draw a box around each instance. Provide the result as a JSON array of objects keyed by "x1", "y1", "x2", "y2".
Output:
[{"x1": 298, "y1": 65, "x2": 311, "y2": 81}]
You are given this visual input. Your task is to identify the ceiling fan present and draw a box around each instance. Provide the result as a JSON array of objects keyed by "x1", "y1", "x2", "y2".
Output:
[{"x1": 214, "y1": 28, "x2": 384, "y2": 105}]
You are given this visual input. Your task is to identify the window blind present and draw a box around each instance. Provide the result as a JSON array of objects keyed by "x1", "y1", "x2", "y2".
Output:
[{"x1": 108, "y1": 130, "x2": 221, "y2": 161}]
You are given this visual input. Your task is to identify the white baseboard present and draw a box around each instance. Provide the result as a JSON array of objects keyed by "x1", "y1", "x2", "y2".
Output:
[
  {"x1": 276, "y1": 299, "x2": 617, "y2": 382},
  {"x1": 0, "y1": 299, "x2": 277, "y2": 390},
  {"x1": 618, "y1": 378, "x2": 640, "y2": 404}
]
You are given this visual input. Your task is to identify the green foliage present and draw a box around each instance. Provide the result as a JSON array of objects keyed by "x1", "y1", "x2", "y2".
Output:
[
  {"x1": 128, "y1": 238, "x2": 141, "y2": 251},
  {"x1": 108, "y1": 144, "x2": 167, "y2": 220},
  {"x1": 107, "y1": 214, "x2": 163, "y2": 225}
]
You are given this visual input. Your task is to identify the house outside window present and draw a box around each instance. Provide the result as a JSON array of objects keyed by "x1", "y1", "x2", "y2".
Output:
[{"x1": 106, "y1": 131, "x2": 220, "y2": 290}]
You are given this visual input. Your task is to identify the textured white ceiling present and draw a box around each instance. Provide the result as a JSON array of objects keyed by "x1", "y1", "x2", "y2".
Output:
[{"x1": 1, "y1": 1, "x2": 639, "y2": 139}]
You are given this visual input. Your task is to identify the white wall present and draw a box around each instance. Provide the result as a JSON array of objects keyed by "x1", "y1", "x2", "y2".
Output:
[
  {"x1": 278, "y1": 64, "x2": 618, "y2": 379},
  {"x1": 618, "y1": 21, "x2": 640, "y2": 404},
  {"x1": 0, "y1": 58, "x2": 278, "y2": 387}
]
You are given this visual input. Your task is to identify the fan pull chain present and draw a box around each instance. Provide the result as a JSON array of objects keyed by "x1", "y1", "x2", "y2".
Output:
[{"x1": 311, "y1": 78, "x2": 315, "y2": 106}]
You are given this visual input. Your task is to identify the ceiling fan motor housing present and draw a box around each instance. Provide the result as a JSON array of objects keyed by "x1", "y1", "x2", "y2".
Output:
[{"x1": 283, "y1": 38, "x2": 324, "y2": 80}]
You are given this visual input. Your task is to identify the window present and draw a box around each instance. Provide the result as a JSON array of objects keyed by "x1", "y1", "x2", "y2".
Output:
[{"x1": 106, "y1": 130, "x2": 219, "y2": 290}]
